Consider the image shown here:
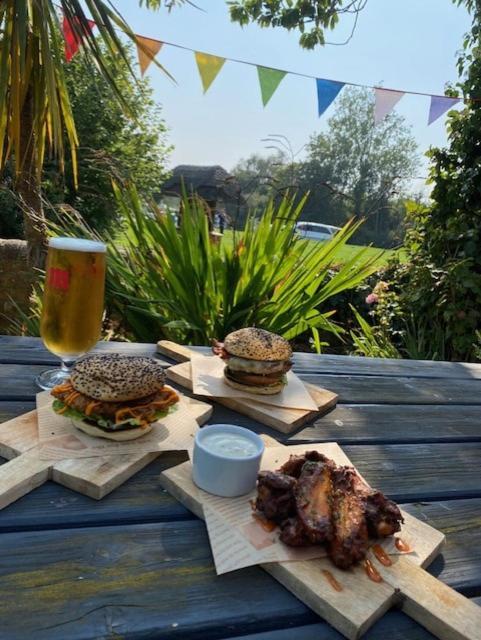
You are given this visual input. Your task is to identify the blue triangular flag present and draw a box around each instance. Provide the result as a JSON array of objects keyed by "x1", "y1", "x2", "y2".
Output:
[
  {"x1": 316, "y1": 79, "x2": 344, "y2": 117},
  {"x1": 428, "y1": 95, "x2": 460, "y2": 125}
]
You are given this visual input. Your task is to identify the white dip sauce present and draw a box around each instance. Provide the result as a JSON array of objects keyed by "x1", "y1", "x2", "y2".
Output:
[{"x1": 202, "y1": 432, "x2": 258, "y2": 458}]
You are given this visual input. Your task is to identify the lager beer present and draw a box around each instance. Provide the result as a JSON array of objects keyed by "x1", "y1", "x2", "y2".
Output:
[{"x1": 37, "y1": 237, "x2": 106, "y2": 389}]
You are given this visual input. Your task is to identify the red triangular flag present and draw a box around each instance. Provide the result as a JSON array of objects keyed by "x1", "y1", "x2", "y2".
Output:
[{"x1": 63, "y1": 15, "x2": 96, "y2": 62}]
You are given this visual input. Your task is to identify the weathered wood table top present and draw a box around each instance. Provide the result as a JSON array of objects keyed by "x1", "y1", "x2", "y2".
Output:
[{"x1": 0, "y1": 334, "x2": 480, "y2": 640}]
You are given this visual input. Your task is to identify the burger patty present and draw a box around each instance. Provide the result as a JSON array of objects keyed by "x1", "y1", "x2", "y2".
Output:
[
  {"x1": 52, "y1": 382, "x2": 179, "y2": 421},
  {"x1": 225, "y1": 367, "x2": 286, "y2": 387},
  {"x1": 213, "y1": 341, "x2": 292, "y2": 374},
  {"x1": 227, "y1": 356, "x2": 292, "y2": 375}
]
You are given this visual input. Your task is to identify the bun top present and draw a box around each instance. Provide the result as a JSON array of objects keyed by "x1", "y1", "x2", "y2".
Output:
[
  {"x1": 224, "y1": 328, "x2": 292, "y2": 361},
  {"x1": 70, "y1": 354, "x2": 166, "y2": 401}
]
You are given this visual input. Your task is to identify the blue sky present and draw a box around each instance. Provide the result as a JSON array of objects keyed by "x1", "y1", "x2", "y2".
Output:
[{"x1": 114, "y1": 0, "x2": 471, "y2": 181}]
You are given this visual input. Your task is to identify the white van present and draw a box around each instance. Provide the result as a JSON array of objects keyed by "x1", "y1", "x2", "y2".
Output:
[{"x1": 295, "y1": 222, "x2": 341, "y2": 241}]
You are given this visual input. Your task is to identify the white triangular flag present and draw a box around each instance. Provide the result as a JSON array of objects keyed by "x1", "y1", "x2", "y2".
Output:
[{"x1": 374, "y1": 88, "x2": 404, "y2": 125}]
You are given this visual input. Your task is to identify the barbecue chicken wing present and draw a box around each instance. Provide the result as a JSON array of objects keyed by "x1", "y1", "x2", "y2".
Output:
[
  {"x1": 348, "y1": 468, "x2": 403, "y2": 537},
  {"x1": 328, "y1": 467, "x2": 369, "y2": 569},
  {"x1": 255, "y1": 471, "x2": 296, "y2": 523},
  {"x1": 253, "y1": 452, "x2": 403, "y2": 571},
  {"x1": 279, "y1": 517, "x2": 312, "y2": 547},
  {"x1": 295, "y1": 460, "x2": 334, "y2": 544},
  {"x1": 279, "y1": 451, "x2": 329, "y2": 478}
]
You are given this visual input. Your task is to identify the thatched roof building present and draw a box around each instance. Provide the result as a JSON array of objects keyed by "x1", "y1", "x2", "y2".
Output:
[{"x1": 161, "y1": 165, "x2": 244, "y2": 204}]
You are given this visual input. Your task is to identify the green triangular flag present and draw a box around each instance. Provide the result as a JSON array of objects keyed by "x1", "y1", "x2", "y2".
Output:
[
  {"x1": 257, "y1": 66, "x2": 287, "y2": 106},
  {"x1": 195, "y1": 52, "x2": 226, "y2": 93}
]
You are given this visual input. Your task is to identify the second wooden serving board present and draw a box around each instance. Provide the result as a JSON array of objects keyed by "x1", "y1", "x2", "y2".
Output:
[
  {"x1": 157, "y1": 340, "x2": 338, "y2": 434},
  {"x1": 160, "y1": 436, "x2": 481, "y2": 640}
]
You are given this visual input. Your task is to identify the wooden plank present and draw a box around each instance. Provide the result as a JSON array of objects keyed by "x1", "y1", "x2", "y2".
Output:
[
  {"x1": 159, "y1": 442, "x2": 445, "y2": 640},
  {"x1": 375, "y1": 555, "x2": 481, "y2": 640},
  {"x1": 344, "y1": 443, "x2": 481, "y2": 502},
  {"x1": 0, "y1": 518, "x2": 477, "y2": 640},
  {"x1": 223, "y1": 599, "x2": 481, "y2": 640},
  {"x1": 290, "y1": 404, "x2": 481, "y2": 445},
  {"x1": 3, "y1": 345, "x2": 481, "y2": 408},
  {"x1": 172, "y1": 343, "x2": 481, "y2": 381},
  {"x1": 2, "y1": 401, "x2": 481, "y2": 447},
  {"x1": 0, "y1": 521, "x2": 318, "y2": 640},
  {"x1": 63, "y1": 436, "x2": 481, "y2": 510},
  {"x1": 0, "y1": 452, "x2": 193, "y2": 532},
  {"x1": 0, "y1": 364, "x2": 47, "y2": 400},
  {"x1": 0, "y1": 453, "x2": 50, "y2": 510},
  {"x1": 403, "y1": 499, "x2": 481, "y2": 595},
  {"x1": 297, "y1": 374, "x2": 481, "y2": 405},
  {"x1": 0, "y1": 401, "x2": 36, "y2": 423},
  {"x1": 0, "y1": 336, "x2": 165, "y2": 365},
  {"x1": 4, "y1": 335, "x2": 481, "y2": 379}
]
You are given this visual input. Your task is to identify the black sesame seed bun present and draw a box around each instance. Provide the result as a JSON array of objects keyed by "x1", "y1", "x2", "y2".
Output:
[
  {"x1": 70, "y1": 354, "x2": 166, "y2": 402},
  {"x1": 71, "y1": 418, "x2": 152, "y2": 441},
  {"x1": 224, "y1": 328, "x2": 292, "y2": 362}
]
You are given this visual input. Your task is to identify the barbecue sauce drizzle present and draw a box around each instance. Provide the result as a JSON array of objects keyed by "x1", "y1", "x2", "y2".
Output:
[
  {"x1": 322, "y1": 569, "x2": 343, "y2": 592},
  {"x1": 395, "y1": 537, "x2": 411, "y2": 552},
  {"x1": 372, "y1": 544, "x2": 392, "y2": 567},
  {"x1": 363, "y1": 559, "x2": 383, "y2": 583}
]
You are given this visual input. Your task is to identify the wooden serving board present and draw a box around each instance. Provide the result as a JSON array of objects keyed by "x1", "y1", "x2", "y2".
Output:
[
  {"x1": 160, "y1": 436, "x2": 481, "y2": 640},
  {"x1": 157, "y1": 340, "x2": 338, "y2": 434},
  {"x1": 0, "y1": 396, "x2": 212, "y2": 511}
]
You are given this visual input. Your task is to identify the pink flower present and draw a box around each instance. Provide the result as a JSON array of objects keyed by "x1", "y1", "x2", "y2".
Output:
[{"x1": 365, "y1": 293, "x2": 379, "y2": 305}]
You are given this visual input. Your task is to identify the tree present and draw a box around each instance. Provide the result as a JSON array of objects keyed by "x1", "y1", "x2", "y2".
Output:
[
  {"x1": 371, "y1": 0, "x2": 481, "y2": 360},
  {"x1": 0, "y1": 0, "x2": 184, "y2": 266},
  {"x1": 229, "y1": 0, "x2": 368, "y2": 49},
  {"x1": 299, "y1": 87, "x2": 418, "y2": 245},
  {"x1": 232, "y1": 88, "x2": 419, "y2": 246},
  {"x1": 42, "y1": 45, "x2": 171, "y2": 233},
  {"x1": 232, "y1": 152, "x2": 291, "y2": 210}
]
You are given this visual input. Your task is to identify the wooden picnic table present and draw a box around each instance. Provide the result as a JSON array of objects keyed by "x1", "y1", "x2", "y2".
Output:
[{"x1": 0, "y1": 334, "x2": 480, "y2": 640}]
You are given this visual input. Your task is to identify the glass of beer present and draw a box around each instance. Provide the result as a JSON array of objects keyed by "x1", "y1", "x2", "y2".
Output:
[{"x1": 36, "y1": 237, "x2": 107, "y2": 390}]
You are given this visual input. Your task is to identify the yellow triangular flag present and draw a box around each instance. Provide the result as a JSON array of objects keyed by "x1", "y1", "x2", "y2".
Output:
[
  {"x1": 195, "y1": 52, "x2": 226, "y2": 93},
  {"x1": 136, "y1": 35, "x2": 163, "y2": 77}
]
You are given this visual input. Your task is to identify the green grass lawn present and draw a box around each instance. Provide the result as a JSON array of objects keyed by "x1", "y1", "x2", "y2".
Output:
[
  {"x1": 116, "y1": 226, "x2": 404, "y2": 268},
  {"x1": 221, "y1": 230, "x2": 404, "y2": 267}
]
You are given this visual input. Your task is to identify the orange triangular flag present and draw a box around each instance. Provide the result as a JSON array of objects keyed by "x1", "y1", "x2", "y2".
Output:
[{"x1": 136, "y1": 35, "x2": 163, "y2": 76}]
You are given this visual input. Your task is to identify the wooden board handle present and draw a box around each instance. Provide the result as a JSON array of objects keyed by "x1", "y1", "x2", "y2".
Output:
[
  {"x1": 0, "y1": 453, "x2": 51, "y2": 510},
  {"x1": 157, "y1": 340, "x2": 196, "y2": 363},
  {"x1": 385, "y1": 555, "x2": 481, "y2": 640}
]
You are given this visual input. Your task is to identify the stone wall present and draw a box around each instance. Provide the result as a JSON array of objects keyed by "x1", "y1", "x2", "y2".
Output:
[{"x1": 0, "y1": 239, "x2": 35, "y2": 334}]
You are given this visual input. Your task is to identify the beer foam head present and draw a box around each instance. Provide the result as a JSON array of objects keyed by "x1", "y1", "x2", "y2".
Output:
[{"x1": 49, "y1": 237, "x2": 106, "y2": 253}]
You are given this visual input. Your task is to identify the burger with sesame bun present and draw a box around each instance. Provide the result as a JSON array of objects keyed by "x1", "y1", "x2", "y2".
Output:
[
  {"x1": 50, "y1": 354, "x2": 179, "y2": 441},
  {"x1": 213, "y1": 327, "x2": 293, "y2": 395}
]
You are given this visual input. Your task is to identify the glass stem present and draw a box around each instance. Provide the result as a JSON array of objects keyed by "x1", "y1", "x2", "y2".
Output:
[{"x1": 60, "y1": 359, "x2": 74, "y2": 375}]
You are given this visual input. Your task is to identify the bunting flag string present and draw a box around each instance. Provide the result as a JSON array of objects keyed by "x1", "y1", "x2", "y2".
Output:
[{"x1": 60, "y1": 9, "x2": 465, "y2": 128}]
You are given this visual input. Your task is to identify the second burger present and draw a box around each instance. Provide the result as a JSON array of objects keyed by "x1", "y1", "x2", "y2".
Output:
[{"x1": 213, "y1": 327, "x2": 292, "y2": 395}]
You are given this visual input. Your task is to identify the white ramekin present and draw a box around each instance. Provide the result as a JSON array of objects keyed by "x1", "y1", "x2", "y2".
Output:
[{"x1": 192, "y1": 424, "x2": 265, "y2": 497}]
